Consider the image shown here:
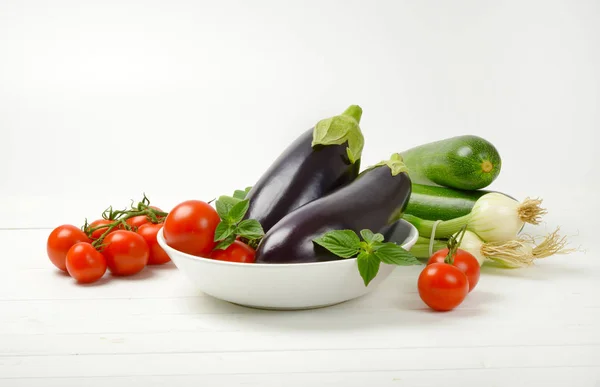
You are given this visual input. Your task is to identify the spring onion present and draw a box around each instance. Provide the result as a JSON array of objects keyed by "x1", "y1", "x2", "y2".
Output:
[
  {"x1": 403, "y1": 193, "x2": 547, "y2": 242},
  {"x1": 411, "y1": 228, "x2": 572, "y2": 268}
]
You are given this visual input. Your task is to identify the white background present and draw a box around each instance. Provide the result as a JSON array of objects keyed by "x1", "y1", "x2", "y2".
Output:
[
  {"x1": 1, "y1": 0, "x2": 598, "y2": 232},
  {"x1": 1, "y1": 0, "x2": 599, "y2": 386}
]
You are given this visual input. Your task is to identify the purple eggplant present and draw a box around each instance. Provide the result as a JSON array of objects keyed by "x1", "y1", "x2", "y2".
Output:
[
  {"x1": 255, "y1": 154, "x2": 412, "y2": 263},
  {"x1": 244, "y1": 105, "x2": 364, "y2": 233}
]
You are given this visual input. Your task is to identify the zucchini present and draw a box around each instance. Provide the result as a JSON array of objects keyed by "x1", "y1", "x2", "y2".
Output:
[
  {"x1": 400, "y1": 135, "x2": 501, "y2": 190},
  {"x1": 404, "y1": 184, "x2": 490, "y2": 221}
]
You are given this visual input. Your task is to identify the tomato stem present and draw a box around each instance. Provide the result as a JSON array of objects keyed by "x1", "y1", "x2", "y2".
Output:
[
  {"x1": 444, "y1": 225, "x2": 468, "y2": 264},
  {"x1": 84, "y1": 196, "x2": 169, "y2": 249}
]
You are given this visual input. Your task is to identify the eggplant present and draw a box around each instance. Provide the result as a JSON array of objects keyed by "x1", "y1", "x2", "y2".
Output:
[
  {"x1": 255, "y1": 154, "x2": 412, "y2": 263},
  {"x1": 244, "y1": 105, "x2": 364, "y2": 233}
]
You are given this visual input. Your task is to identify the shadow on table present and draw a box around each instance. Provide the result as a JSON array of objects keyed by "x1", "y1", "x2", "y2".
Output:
[
  {"x1": 182, "y1": 280, "x2": 497, "y2": 332},
  {"x1": 55, "y1": 261, "x2": 178, "y2": 286},
  {"x1": 480, "y1": 261, "x2": 588, "y2": 280}
]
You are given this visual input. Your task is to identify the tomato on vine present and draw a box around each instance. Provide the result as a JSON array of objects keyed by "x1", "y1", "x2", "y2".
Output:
[
  {"x1": 102, "y1": 230, "x2": 149, "y2": 276},
  {"x1": 417, "y1": 225, "x2": 478, "y2": 311},
  {"x1": 137, "y1": 223, "x2": 170, "y2": 265},
  {"x1": 47, "y1": 225, "x2": 91, "y2": 272},
  {"x1": 126, "y1": 206, "x2": 164, "y2": 230},
  {"x1": 418, "y1": 263, "x2": 469, "y2": 311},
  {"x1": 427, "y1": 247, "x2": 480, "y2": 292},
  {"x1": 66, "y1": 242, "x2": 107, "y2": 283},
  {"x1": 87, "y1": 219, "x2": 114, "y2": 240},
  {"x1": 48, "y1": 195, "x2": 170, "y2": 285}
]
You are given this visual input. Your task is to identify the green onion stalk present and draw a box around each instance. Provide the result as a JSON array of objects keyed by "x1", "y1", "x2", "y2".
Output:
[{"x1": 404, "y1": 193, "x2": 548, "y2": 243}]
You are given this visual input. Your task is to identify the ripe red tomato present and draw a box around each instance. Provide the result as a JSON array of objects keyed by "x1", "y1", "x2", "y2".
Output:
[
  {"x1": 124, "y1": 206, "x2": 164, "y2": 230},
  {"x1": 88, "y1": 219, "x2": 114, "y2": 240},
  {"x1": 428, "y1": 248, "x2": 480, "y2": 292},
  {"x1": 126, "y1": 215, "x2": 151, "y2": 230},
  {"x1": 102, "y1": 230, "x2": 149, "y2": 276},
  {"x1": 163, "y1": 200, "x2": 220, "y2": 257},
  {"x1": 210, "y1": 241, "x2": 256, "y2": 263},
  {"x1": 47, "y1": 225, "x2": 91, "y2": 272},
  {"x1": 66, "y1": 242, "x2": 107, "y2": 283},
  {"x1": 418, "y1": 263, "x2": 469, "y2": 311},
  {"x1": 137, "y1": 223, "x2": 171, "y2": 265}
]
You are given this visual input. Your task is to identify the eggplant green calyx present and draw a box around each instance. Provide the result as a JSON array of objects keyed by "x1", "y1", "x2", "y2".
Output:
[
  {"x1": 313, "y1": 228, "x2": 419, "y2": 286},
  {"x1": 366, "y1": 153, "x2": 409, "y2": 177},
  {"x1": 312, "y1": 105, "x2": 364, "y2": 164}
]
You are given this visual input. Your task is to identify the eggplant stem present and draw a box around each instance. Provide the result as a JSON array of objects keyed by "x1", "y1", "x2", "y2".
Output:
[{"x1": 341, "y1": 105, "x2": 362, "y2": 123}]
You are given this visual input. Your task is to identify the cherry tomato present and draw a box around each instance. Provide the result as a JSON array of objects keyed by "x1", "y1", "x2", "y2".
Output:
[
  {"x1": 119, "y1": 206, "x2": 164, "y2": 231},
  {"x1": 163, "y1": 200, "x2": 220, "y2": 257},
  {"x1": 126, "y1": 215, "x2": 151, "y2": 230},
  {"x1": 418, "y1": 263, "x2": 469, "y2": 311},
  {"x1": 88, "y1": 219, "x2": 114, "y2": 240},
  {"x1": 428, "y1": 248, "x2": 480, "y2": 292},
  {"x1": 210, "y1": 241, "x2": 256, "y2": 263},
  {"x1": 47, "y1": 225, "x2": 91, "y2": 272},
  {"x1": 137, "y1": 223, "x2": 171, "y2": 265},
  {"x1": 65, "y1": 242, "x2": 107, "y2": 283},
  {"x1": 102, "y1": 230, "x2": 149, "y2": 276}
]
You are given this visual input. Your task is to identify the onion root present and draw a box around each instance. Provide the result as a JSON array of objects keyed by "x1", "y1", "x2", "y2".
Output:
[
  {"x1": 482, "y1": 227, "x2": 573, "y2": 268},
  {"x1": 517, "y1": 197, "x2": 547, "y2": 225}
]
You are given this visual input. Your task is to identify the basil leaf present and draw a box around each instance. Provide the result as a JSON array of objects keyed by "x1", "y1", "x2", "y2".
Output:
[
  {"x1": 214, "y1": 235, "x2": 236, "y2": 250},
  {"x1": 236, "y1": 219, "x2": 264, "y2": 240},
  {"x1": 359, "y1": 229, "x2": 385, "y2": 244},
  {"x1": 357, "y1": 252, "x2": 381, "y2": 286},
  {"x1": 218, "y1": 195, "x2": 242, "y2": 209},
  {"x1": 213, "y1": 222, "x2": 235, "y2": 242},
  {"x1": 233, "y1": 190, "x2": 248, "y2": 200},
  {"x1": 360, "y1": 229, "x2": 375, "y2": 243},
  {"x1": 374, "y1": 242, "x2": 420, "y2": 266},
  {"x1": 372, "y1": 233, "x2": 385, "y2": 243},
  {"x1": 227, "y1": 199, "x2": 249, "y2": 224},
  {"x1": 215, "y1": 199, "x2": 232, "y2": 219},
  {"x1": 313, "y1": 230, "x2": 361, "y2": 258}
]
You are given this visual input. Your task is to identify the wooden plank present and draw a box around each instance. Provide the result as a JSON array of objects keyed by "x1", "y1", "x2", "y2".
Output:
[
  {"x1": 0, "y1": 346, "x2": 599, "y2": 379},
  {"x1": 2, "y1": 367, "x2": 600, "y2": 387}
]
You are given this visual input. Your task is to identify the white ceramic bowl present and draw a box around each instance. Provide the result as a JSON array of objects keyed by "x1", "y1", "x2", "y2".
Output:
[{"x1": 156, "y1": 220, "x2": 419, "y2": 310}]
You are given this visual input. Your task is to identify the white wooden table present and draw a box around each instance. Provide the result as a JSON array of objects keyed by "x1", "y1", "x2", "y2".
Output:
[{"x1": 1, "y1": 227, "x2": 598, "y2": 386}]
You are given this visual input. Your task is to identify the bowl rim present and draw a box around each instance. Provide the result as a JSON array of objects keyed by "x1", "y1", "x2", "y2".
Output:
[{"x1": 156, "y1": 220, "x2": 419, "y2": 269}]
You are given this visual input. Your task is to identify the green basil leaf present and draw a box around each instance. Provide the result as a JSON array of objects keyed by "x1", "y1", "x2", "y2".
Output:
[
  {"x1": 374, "y1": 242, "x2": 420, "y2": 266},
  {"x1": 236, "y1": 219, "x2": 264, "y2": 240},
  {"x1": 357, "y1": 252, "x2": 381, "y2": 286},
  {"x1": 359, "y1": 229, "x2": 385, "y2": 244},
  {"x1": 360, "y1": 229, "x2": 375, "y2": 243},
  {"x1": 372, "y1": 233, "x2": 385, "y2": 243},
  {"x1": 218, "y1": 195, "x2": 242, "y2": 209},
  {"x1": 214, "y1": 235, "x2": 236, "y2": 250},
  {"x1": 213, "y1": 222, "x2": 235, "y2": 242},
  {"x1": 215, "y1": 199, "x2": 232, "y2": 219},
  {"x1": 233, "y1": 190, "x2": 248, "y2": 200},
  {"x1": 227, "y1": 199, "x2": 249, "y2": 224},
  {"x1": 313, "y1": 230, "x2": 361, "y2": 258}
]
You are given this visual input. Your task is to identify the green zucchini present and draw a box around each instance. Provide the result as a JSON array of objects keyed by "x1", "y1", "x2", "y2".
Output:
[
  {"x1": 400, "y1": 135, "x2": 501, "y2": 190},
  {"x1": 405, "y1": 184, "x2": 490, "y2": 221}
]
